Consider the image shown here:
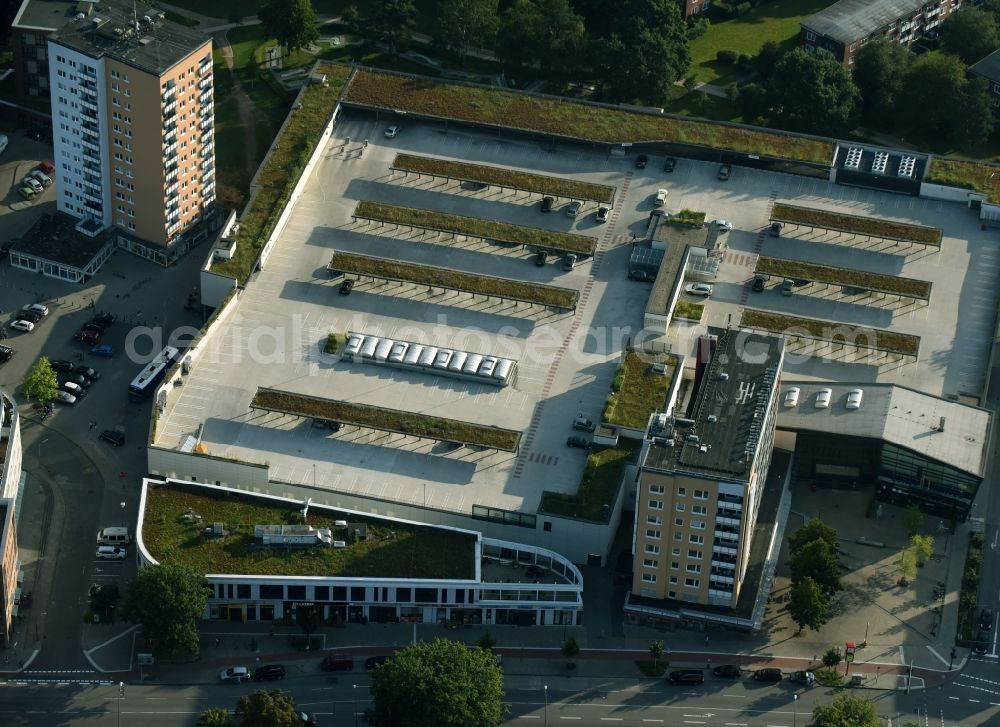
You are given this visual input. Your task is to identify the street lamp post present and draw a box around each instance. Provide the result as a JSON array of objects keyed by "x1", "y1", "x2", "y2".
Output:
[
  {"x1": 792, "y1": 693, "x2": 798, "y2": 727},
  {"x1": 353, "y1": 684, "x2": 358, "y2": 727},
  {"x1": 543, "y1": 685, "x2": 548, "y2": 726},
  {"x1": 37, "y1": 438, "x2": 48, "y2": 462},
  {"x1": 117, "y1": 681, "x2": 124, "y2": 727},
  {"x1": 120, "y1": 500, "x2": 126, "y2": 527}
]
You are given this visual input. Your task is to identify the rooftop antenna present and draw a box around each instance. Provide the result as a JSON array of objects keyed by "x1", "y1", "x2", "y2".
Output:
[{"x1": 132, "y1": 0, "x2": 139, "y2": 32}]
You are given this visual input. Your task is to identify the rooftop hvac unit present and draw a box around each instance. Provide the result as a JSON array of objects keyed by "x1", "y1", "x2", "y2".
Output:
[
  {"x1": 707, "y1": 415, "x2": 718, "y2": 422},
  {"x1": 651, "y1": 363, "x2": 668, "y2": 374},
  {"x1": 333, "y1": 541, "x2": 347, "y2": 548},
  {"x1": 872, "y1": 152, "x2": 890, "y2": 175},
  {"x1": 898, "y1": 156, "x2": 916, "y2": 178},
  {"x1": 719, "y1": 372, "x2": 729, "y2": 381},
  {"x1": 334, "y1": 520, "x2": 348, "y2": 527},
  {"x1": 844, "y1": 146, "x2": 863, "y2": 169}
]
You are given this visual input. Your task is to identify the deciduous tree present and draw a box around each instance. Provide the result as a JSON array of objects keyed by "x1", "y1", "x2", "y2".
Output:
[
  {"x1": 235, "y1": 689, "x2": 299, "y2": 727},
  {"x1": 258, "y1": 0, "x2": 319, "y2": 54},
  {"x1": 788, "y1": 518, "x2": 838, "y2": 554},
  {"x1": 789, "y1": 538, "x2": 841, "y2": 594},
  {"x1": 941, "y1": 6, "x2": 1000, "y2": 65},
  {"x1": 787, "y1": 576, "x2": 828, "y2": 634},
  {"x1": 121, "y1": 564, "x2": 211, "y2": 657},
  {"x1": 852, "y1": 40, "x2": 913, "y2": 129},
  {"x1": 370, "y1": 0, "x2": 418, "y2": 58},
  {"x1": 809, "y1": 693, "x2": 880, "y2": 727},
  {"x1": 368, "y1": 638, "x2": 507, "y2": 727},
  {"x1": 436, "y1": 0, "x2": 499, "y2": 62},
  {"x1": 649, "y1": 640, "x2": 664, "y2": 666},
  {"x1": 197, "y1": 708, "x2": 235, "y2": 727},
  {"x1": 901, "y1": 504, "x2": 924, "y2": 537},
  {"x1": 767, "y1": 48, "x2": 859, "y2": 135},
  {"x1": 22, "y1": 357, "x2": 58, "y2": 403},
  {"x1": 910, "y1": 534, "x2": 934, "y2": 566}
]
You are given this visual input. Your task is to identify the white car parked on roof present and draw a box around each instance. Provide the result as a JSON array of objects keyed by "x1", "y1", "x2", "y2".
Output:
[
  {"x1": 654, "y1": 188, "x2": 668, "y2": 206},
  {"x1": 684, "y1": 283, "x2": 713, "y2": 297},
  {"x1": 846, "y1": 388, "x2": 864, "y2": 410}
]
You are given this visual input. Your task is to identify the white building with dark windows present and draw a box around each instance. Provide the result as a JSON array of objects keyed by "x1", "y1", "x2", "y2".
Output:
[{"x1": 136, "y1": 478, "x2": 583, "y2": 628}]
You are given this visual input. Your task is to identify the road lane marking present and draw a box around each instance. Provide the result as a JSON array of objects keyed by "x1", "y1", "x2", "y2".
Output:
[
  {"x1": 949, "y1": 696, "x2": 960, "y2": 700},
  {"x1": 641, "y1": 720, "x2": 665, "y2": 723},
  {"x1": 558, "y1": 718, "x2": 581, "y2": 721},
  {"x1": 518, "y1": 717, "x2": 540, "y2": 720},
  {"x1": 599, "y1": 720, "x2": 623, "y2": 722},
  {"x1": 725, "y1": 724, "x2": 748, "y2": 726}
]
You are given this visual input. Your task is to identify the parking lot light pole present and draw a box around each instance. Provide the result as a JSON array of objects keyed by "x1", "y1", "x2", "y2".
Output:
[
  {"x1": 792, "y1": 693, "x2": 797, "y2": 727},
  {"x1": 544, "y1": 685, "x2": 548, "y2": 726},
  {"x1": 353, "y1": 684, "x2": 358, "y2": 727}
]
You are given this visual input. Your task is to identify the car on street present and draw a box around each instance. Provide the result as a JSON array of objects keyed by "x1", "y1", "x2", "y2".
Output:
[
  {"x1": 974, "y1": 636, "x2": 988, "y2": 655},
  {"x1": 718, "y1": 164, "x2": 732, "y2": 180},
  {"x1": 753, "y1": 668, "x2": 783, "y2": 682},
  {"x1": 668, "y1": 669, "x2": 705, "y2": 685},
  {"x1": 55, "y1": 391, "x2": 77, "y2": 405},
  {"x1": 0, "y1": 345, "x2": 14, "y2": 363},
  {"x1": 711, "y1": 219, "x2": 733, "y2": 232},
  {"x1": 17, "y1": 185, "x2": 35, "y2": 201},
  {"x1": 219, "y1": 666, "x2": 251, "y2": 683},
  {"x1": 96, "y1": 545, "x2": 126, "y2": 560},
  {"x1": 572, "y1": 414, "x2": 596, "y2": 432},
  {"x1": 713, "y1": 664, "x2": 742, "y2": 678},
  {"x1": 38, "y1": 160, "x2": 55, "y2": 174},
  {"x1": 100, "y1": 430, "x2": 125, "y2": 447},
  {"x1": 22, "y1": 176, "x2": 43, "y2": 194},
  {"x1": 789, "y1": 670, "x2": 815, "y2": 685},
  {"x1": 339, "y1": 279, "x2": 354, "y2": 296},
  {"x1": 320, "y1": 654, "x2": 354, "y2": 671},
  {"x1": 684, "y1": 282, "x2": 713, "y2": 297},
  {"x1": 384, "y1": 125, "x2": 401, "y2": 138},
  {"x1": 596, "y1": 205, "x2": 610, "y2": 223},
  {"x1": 635, "y1": 154, "x2": 649, "y2": 169},
  {"x1": 846, "y1": 388, "x2": 864, "y2": 410},
  {"x1": 22, "y1": 303, "x2": 49, "y2": 317},
  {"x1": 654, "y1": 188, "x2": 668, "y2": 206},
  {"x1": 980, "y1": 608, "x2": 994, "y2": 631},
  {"x1": 534, "y1": 251, "x2": 546, "y2": 266},
  {"x1": 540, "y1": 196, "x2": 554, "y2": 213},
  {"x1": 62, "y1": 373, "x2": 91, "y2": 388},
  {"x1": 629, "y1": 270, "x2": 653, "y2": 282},
  {"x1": 752, "y1": 276, "x2": 766, "y2": 292},
  {"x1": 365, "y1": 655, "x2": 392, "y2": 671},
  {"x1": 17, "y1": 310, "x2": 42, "y2": 324},
  {"x1": 90, "y1": 344, "x2": 115, "y2": 357},
  {"x1": 76, "y1": 365, "x2": 100, "y2": 380},
  {"x1": 769, "y1": 222, "x2": 782, "y2": 237},
  {"x1": 75, "y1": 326, "x2": 101, "y2": 344},
  {"x1": 10, "y1": 319, "x2": 34, "y2": 333},
  {"x1": 254, "y1": 664, "x2": 286, "y2": 680},
  {"x1": 566, "y1": 436, "x2": 591, "y2": 449},
  {"x1": 566, "y1": 199, "x2": 582, "y2": 218},
  {"x1": 663, "y1": 156, "x2": 676, "y2": 172}
]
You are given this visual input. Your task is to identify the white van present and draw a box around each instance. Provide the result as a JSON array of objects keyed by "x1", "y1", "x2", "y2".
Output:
[{"x1": 97, "y1": 526, "x2": 131, "y2": 546}]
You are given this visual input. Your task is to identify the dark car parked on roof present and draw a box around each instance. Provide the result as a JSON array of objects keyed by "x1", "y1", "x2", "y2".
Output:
[
  {"x1": 100, "y1": 430, "x2": 125, "y2": 447},
  {"x1": 663, "y1": 156, "x2": 676, "y2": 172},
  {"x1": 635, "y1": 154, "x2": 649, "y2": 169},
  {"x1": 540, "y1": 196, "x2": 554, "y2": 213},
  {"x1": 50, "y1": 359, "x2": 75, "y2": 372},
  {"x1": 566, "y1": 436, "x2": 591, "y2": 449},
  {"x1": 981, "y1": 608, "x2": 994, "y2": 632}
]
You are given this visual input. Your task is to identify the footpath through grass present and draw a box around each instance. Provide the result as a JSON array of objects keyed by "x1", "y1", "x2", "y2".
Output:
[{"x1": 688, "y1": 0, "x2": 837, "y2": 83}]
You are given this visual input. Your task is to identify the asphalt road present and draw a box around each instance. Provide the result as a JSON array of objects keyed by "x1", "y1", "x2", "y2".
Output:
[{"x1": 1, "y1": 673, "x2": 997, "y2": 727}]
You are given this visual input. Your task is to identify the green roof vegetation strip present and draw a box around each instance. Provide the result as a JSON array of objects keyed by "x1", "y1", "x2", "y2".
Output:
[
  {"x1": 251, "y1": 387, "x2": 522, "y2": 451},
  {"x1": 143, "y1": 482, "x2": 475, "y2": 578},
  {"x1": 926, "y1": 157, "x2": 1000, "y2": 205},
  {"x1": 354, "y1": 200, "x2": 596, "y2": 256},
  {"x1": 391, "y1": 153, "x2": 616, "y2": 203},
  {"x1": 540, "y1": 441, "x2": 640, "y2": 522},
  {"x1": 741, "y1": 309, "x2": 920, "y2": 356},
  {"x1": 756, "y1": 256, "x2": 931, "y2": 300},
  {"x1": 771, "y1": 203, "x2": 942, "y2": 246},
  {"x1": 329, "y1": 250, "x2": 579, "y2": 309},
  {"x1": 603, "y1": 350, "x2": 679, "y2": 430},
  {"x1": 343, "y1": 69, "x2": 834, "y2": 165},
  {"x1": 211, "y1": 63, "x2": 352, "y2": 284}
]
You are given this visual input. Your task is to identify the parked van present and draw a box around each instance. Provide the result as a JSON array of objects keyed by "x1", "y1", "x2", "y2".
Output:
[
  {"x1": 563, "y1": 253, "x2": 577, "y2": 270},
  {"x1": 96, "y1": 526, "x2": 131, "y2": 546}
]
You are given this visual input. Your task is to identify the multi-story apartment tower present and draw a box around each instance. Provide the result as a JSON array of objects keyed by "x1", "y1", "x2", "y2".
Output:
[
  {"x1": 0, "y1": 390, "x2": 25, "y2": 648},
  {"x1": 629, "y1": 331, "x2": 784, "y2": 614},
  {"x1": 801, "y1": 0, "x2": 964, "y2": 68},
  {"x1": 46, "y1": 1, "x2": 214, "y2": 257}
]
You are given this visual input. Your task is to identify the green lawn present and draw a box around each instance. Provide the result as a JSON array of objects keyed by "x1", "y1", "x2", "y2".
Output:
[
  {"x1": 688, "y1": 0, "x2": 837, "y2": 83},
  {"x1": 540, "y1": 442, "x2": 641, "y2": 522}
]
